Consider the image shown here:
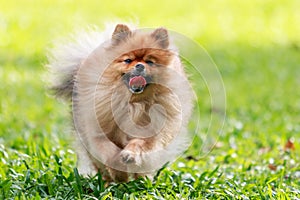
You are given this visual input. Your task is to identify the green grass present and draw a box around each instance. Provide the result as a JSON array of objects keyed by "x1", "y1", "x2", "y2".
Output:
[{"x1": 1, "y1": 0, "x2": 300, "y2": 199}]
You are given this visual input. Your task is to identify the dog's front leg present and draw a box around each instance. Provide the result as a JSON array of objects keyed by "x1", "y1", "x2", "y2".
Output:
[
  {"x1": 84, "y1": 135, "x2": 131, "y2": 182},
  {"x1": 120, "y1": 138, "x2": 147, "y2": 166}
]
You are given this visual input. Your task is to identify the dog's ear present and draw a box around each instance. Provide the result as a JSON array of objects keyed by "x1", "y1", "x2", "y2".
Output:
[
  {"x1": 112, "y1": 24, "x2": 131, "y2": 45},
  {"x1": 151, "y1": 28, "x2": 169, "y2": 49}
]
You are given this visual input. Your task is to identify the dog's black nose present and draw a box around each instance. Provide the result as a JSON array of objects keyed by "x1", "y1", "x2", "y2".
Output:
[{"x1": 135, "y1": 64, "x2": 145, "y2": 72}]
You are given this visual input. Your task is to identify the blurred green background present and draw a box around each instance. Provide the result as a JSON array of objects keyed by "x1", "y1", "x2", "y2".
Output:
[{"x1": 0, "y1": 0, "x2": 299, "y2": 198}]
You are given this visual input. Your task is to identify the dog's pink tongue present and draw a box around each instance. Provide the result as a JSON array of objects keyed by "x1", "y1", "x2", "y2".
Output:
[{"x1": 129, "y1": 76, "x2": 146, "y2": 87}]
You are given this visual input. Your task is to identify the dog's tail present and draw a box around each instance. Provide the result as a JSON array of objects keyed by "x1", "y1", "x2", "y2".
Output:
[{"x1": 46, "y1": 26, "x2": 113, "y2": 100}]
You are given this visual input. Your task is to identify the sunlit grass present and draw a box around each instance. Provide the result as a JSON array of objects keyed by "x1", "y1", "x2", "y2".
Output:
[{"x1": 0, "y1": 0, "x2": 299, "y2": 199}]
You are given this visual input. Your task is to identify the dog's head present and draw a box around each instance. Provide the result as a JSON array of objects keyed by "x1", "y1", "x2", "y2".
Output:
[{"x1": 109, "y1": 24, "x2": 174, "y2": 95}]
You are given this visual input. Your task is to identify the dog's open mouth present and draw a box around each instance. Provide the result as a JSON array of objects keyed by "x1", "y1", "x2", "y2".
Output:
[{"x1": 129, "y1": 76, "x2": 147, "y2": 94}]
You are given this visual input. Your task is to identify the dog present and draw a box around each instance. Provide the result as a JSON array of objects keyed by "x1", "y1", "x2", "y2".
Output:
[{"x1": 47, "y1": 23, "x2": 193, "y2": 182}]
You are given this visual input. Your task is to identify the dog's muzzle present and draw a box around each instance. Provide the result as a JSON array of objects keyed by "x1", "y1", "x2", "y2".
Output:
[{"x1": 123, "y1": 63, "x2": 150, "y2": 94}]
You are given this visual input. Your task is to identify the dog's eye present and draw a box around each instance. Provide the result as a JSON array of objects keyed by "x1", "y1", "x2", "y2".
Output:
[
  {"x1": 146, "y1": 60, "x2": 154, "y2": 66},
  {"x1": 124, "y1": 59, "x2": 132, "y2": 64}
]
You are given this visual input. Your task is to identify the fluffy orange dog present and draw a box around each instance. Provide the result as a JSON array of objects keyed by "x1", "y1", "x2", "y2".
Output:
[{"x1": 48, "y1": 24, "x2": 193, "y2": 182}]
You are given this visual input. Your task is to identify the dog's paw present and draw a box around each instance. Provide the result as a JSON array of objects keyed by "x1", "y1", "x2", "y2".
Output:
[{"x1": 120, "y1": 149, "x2": 142, "y2": 166}]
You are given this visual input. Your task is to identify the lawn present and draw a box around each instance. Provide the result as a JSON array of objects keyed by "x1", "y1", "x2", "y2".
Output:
[{"x1": 0, "y1": 0, "x2": 300, "y2": 199}]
